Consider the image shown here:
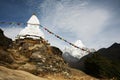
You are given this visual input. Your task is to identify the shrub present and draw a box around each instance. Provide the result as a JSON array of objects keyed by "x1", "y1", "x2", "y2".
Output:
[{"x1": 84, "y1": 53, "x2": 120, "y2": 79}]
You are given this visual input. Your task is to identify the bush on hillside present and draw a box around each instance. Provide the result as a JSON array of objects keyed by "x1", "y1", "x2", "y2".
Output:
[{"x1": 84, "y1": 53, "x2": 120, "y2": 79}]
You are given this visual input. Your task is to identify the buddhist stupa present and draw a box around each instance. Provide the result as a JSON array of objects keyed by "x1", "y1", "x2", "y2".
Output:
[{"x1": 18, "y1": 14, "x2": 44, "y2": 39}]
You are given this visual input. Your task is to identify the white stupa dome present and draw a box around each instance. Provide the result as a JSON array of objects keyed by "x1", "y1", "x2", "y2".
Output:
[{"x1": 18, "y1": 14, "x2": 44, "y2": 39}]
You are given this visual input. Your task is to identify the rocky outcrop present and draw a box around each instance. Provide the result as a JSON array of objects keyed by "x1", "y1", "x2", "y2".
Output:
[
  {"x1": 50, "y1": 46, "x2": 63, "y2": 56},
  {"x1": 0, "y1": 49, "x2": 14, "y2": 64},
  {"x1": 0, "y1": 30, "x2": 97, "y2": 80},
  {"x1": 0, "y1": 29, "x2": 12, "y2": 49},
  {"x1": 5, "y1": 38, "x2": 70, "y2": 78}
]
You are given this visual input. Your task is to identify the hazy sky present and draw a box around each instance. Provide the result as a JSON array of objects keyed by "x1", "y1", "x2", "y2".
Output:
[{"x1": 0, "y1": 0, "x2": 120, "y2": 50}]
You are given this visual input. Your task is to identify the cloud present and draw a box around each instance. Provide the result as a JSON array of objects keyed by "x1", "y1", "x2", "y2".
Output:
[
  {"x1": 0, "y1": 26, "x2": 23, "y2": 40},
  {"x1": 1, "y1": 0, "x2": 119, "y2": 50},
  {"x1": 37, "y1": 0, "x2": 111, "y2": 49}
]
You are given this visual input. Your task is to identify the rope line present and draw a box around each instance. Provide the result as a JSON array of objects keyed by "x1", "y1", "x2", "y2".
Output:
[
  {"x1": 0, "y1": 21, "x2": 90, "y2": 52},
  {"x1": 40, "y1": 25, "x2": 90, "y2": 52}
]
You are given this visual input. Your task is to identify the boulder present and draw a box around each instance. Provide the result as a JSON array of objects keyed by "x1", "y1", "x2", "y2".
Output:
[
  {"x1": 50, "y1": 46, "x2": 63, "y2": 56},
  {"x1": 0, "y1": 49, "x2": 14, "y2": 64}
]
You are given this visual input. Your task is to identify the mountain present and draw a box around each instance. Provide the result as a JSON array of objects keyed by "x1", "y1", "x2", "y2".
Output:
[
  {"x1": 96, "y1": 43, "x2": 120, "y2": 61},
  {"x1": 84, "y1": 43, "x2": 120, "y2": 79},
  {"x1": 74, "y1": 40, "x2": 86, "y2": 48},
  {"x1": 63, "y1": 40, "x2": 88, "y2": 59},
  {"x1": 62, "y1": 40, "x2": 95, "y2": 68}
]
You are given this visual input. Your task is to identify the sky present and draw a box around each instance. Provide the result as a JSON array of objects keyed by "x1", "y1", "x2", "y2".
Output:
[{"x1": 0, "y1": 0, "x2": 120, "y2": 50}]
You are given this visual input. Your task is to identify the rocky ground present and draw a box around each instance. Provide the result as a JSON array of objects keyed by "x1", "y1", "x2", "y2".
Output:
[
  {"x1": 0, "y1": 66, "x2": 47, "y2": 80},
  {"x1": 0, "y1": 29, "x2": 97, "y2": 80}
]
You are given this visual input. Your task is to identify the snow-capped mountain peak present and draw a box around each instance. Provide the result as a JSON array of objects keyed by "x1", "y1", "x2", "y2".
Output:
[
  {"x1": 74, "y1": 40, "x2": 85, "y2": 48},
  {"x1": 63, "y1": 40, "x2": 88, "y2": 59},
  {"x1": 62, "y1": 40, "x2": 94, "y2": 68}
]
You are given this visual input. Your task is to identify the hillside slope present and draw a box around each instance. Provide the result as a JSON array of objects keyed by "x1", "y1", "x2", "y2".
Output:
[
  {"x1": 0, "y1": 66, "x2": 47, "y2": 80},
  {"x1": 0, "y1": 28, "x2": 96, "y2": 80},
  {"x1": 84, "y1": 43, "x2": 120, "y2": 79}
]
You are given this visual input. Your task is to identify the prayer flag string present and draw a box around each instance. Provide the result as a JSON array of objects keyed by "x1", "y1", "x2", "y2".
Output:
[
  {"x1": 0, "y1": 21, "x2": 90, "y2": 53},
  {"x1": 40, "y1": 25, "x2": 90, "y2": 53}
]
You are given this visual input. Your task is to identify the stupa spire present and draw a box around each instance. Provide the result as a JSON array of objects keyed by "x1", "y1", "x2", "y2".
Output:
[{"x1": 27, "y1": 14, "x2": 40, "y2": 25}]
